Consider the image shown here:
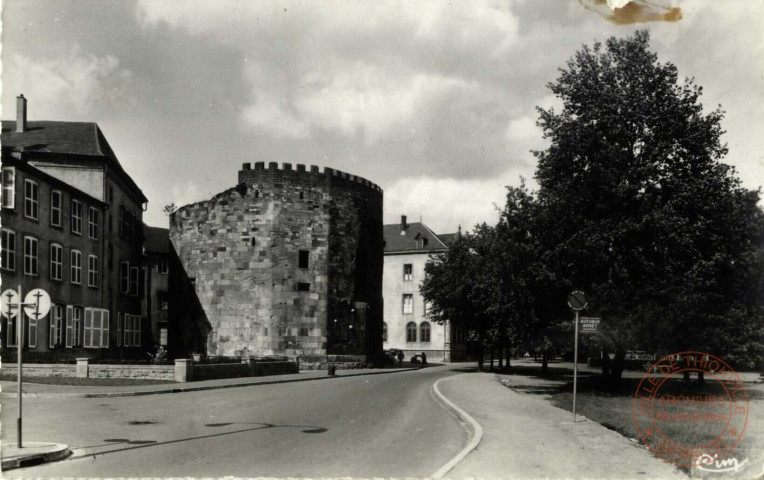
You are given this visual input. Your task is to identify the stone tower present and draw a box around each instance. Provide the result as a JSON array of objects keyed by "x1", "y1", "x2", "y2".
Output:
[{"x1": 169, "y1": 162, "x2": 383, "y2": 363}]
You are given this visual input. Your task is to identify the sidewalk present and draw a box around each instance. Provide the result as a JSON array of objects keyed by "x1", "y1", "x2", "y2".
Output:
[
  {"x1": 438, "y1": 372, "x2": 687, "y2": 479},
  {"x1": 0, "y1": 367, "x2": 417, "y2": 398}
]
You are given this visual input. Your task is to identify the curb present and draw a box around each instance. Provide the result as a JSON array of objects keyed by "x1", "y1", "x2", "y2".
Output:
[
  {"x1": 1, "y1": 442, "x2": 71, "y2": 471},
  {"x1": 429, "y1": 374, "x2": 484, "y2": 479},
  {"x1": 1, "y1": 367, "x2": 421, "y2": 399}
]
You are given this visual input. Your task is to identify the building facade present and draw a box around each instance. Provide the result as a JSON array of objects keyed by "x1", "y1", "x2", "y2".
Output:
[
  {"x1": 382, "y1": 216, "x2": 467, "y2": 362},
  {"x1": 1, "y1": 95, "x2": 148, "y2": 361},
  {"x1": 169, "y1": 162, "x2": 384, "y2": 362},
  {"x1": 143, "y1": 226, "x2": 170, "y2": 349}
]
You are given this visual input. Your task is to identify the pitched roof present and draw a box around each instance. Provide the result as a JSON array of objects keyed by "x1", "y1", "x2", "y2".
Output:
[
  {"x1": 438, "y1": 233, "x2": 459, "y2": 245},
  {"x1": 383, "y1": 221, "x2": 448, "y2": 253},
  {"x1": 3, "y1": 121, "x2": 116, "y2": 158},
  {"x1": 1, "y1": 120, "x2": 148, "y2": 202},
  {"x1": 144, "y1": 225, "x2": 170, "y2": 254}
]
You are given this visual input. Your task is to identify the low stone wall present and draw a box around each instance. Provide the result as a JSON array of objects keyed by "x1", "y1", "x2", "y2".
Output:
[
  {"x1": 89, "y1": 364, "x2": 175, "y2": 381},
  {"x1": 1, "y1": 364, "x2": 76, "y2": 377},
  {"x1": 2, "y1": 358, "x2": 299, "y2": 382},
  {"x1": 193, "y1": 363, "x2": 251, "y2": 381}
]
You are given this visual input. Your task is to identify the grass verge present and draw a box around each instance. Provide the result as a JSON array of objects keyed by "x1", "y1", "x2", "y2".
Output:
[{"x1": 498, "y1": 363, "x2": 763, "y2": 477}]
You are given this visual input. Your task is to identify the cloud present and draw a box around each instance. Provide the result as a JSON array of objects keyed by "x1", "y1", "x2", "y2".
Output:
[
  {"x1": 384, "y1": 174, "x2": 523, "y2": 234},
  {"x1": 3, "y1": 47, "x2": 133, "y2": 120},
  {"x1": 136, "y1": 0, "x2": 519, "y2": 146}
]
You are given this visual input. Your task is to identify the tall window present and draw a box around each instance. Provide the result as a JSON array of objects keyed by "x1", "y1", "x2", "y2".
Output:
[
  {"x1": 50, "y1": 190, "x2": 62, "y2": 226},
  {"x1": 298, "y1": 250, "x2": 310, "y2": 269},
  {"x1": 420, "y1": 322, "x2": 431, "y2": 343},
  {"x1": 72, "y1": 306, "x2": 82, "y2": 347},
  {"x1": 382, "y1": 322, "x2": 388, "y2": 342},
  {"x1": 117, "y1": 313, "x2": 122, "y2": 347},
  {"x1": 158, "y1": 257, "x2": 169, "y2": 274},
  {"x1": 2, "y1": 167, "x2": 15, "y2": 209},
  {"x1": 50, "y1": 243, "x2": 63, "y2": 280},
  {"x1": 129, "y1": 267, "x2": 139, "y2": 296},
  {"x1": 7, "y1": 317, "x2": 17, "y2": 346},
  {"x1": 65, "y1": 306, "x2": 83, "y2": 347},
  {"x1": 403, "y1": 264, "x2": 413, "y2": 281},
  {"x1": 406, "y1": 322, "x2": 417, "y2": 342},
  {"x1": 123, "y1": 314, "x2": 141, "y2": 347},
  {"x1": 49, "y1": 305, "x2": 64, "y2": 348},
  {"x1": 71, "y1": 199, "x2": 83, "y2": 234},
  {"x1": 24, "y1": 179, "x2": 39, "y2": 220},
  {"x1": 118, "y1": 205, "x2": 124, "y2": 238},
  {"x1": 28, "y1": 313, "x2": 37, "y2": 347},
  {"x1": 120, "y1": 261, "x2": 129, "y2": 293},
  {"x1": 88, "y1": 207, "x2": 99, "y2": 239},
  {"x1": 402, "y1": 294, "x2": 413, "y2": 314},
  {"x1": 159, "y1": 327, "x2": 168, "y2": 346},
  {"x1": 88, "y1": 255, "x2": 99, "y2": 287},
  {"x1": 84, "y1": 308, "x2": 110, "y2": 348},
  {"x1": 1, "y1": 229, "x2": 16, "y2": 271},
  {"x1": 71, "y1": 249, "x2": 82, "y2": 284},
  {"x1": 157, "y1": 291, "x2": 168, "y2": 310},
  {"x1": 23, "y1": 236, "x2": 38, "y2": 276}
]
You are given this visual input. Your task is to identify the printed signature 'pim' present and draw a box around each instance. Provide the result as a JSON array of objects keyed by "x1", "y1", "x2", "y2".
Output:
[{"x1": 694, "y1": 453, "x2": 748, "y2": 473}]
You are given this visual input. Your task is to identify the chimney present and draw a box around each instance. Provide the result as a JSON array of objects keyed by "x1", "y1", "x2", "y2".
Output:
[
  {"x1": 16, "y1": 94, "x2": 27, "y2": 133},
  {"x1": 401, "y1": 215, "x2": 408, "y2": 232}
]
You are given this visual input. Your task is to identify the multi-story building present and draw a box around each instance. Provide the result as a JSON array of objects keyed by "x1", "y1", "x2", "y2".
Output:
[
  {"x1": 382, "y1": 216, "x2": 467, "y2": 362},
  {"x1": 143, "y1": 225, "x2": 170, "y2": 349},
  {"x1": 1, "y1": 95, "x2": 148, "y2": 360}
]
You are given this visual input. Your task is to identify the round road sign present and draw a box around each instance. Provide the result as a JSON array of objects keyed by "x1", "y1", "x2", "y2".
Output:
[
  {"x1": 567, "y1": 290, "x2": 588, "y2": 311},
  {"x1": 1, "y1": 289, "x2": 20, "y2": 319},
  {"x1": 24, "y1": 288, "x2": 51, "y2": 320}
]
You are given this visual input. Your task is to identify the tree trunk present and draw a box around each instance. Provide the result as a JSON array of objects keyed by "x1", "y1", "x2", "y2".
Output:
[
  {"x1": 490, "y1": 348, "x2": 495, "y2": 371},
  {"x1": 609, "y1": 349, "x2": 625, "y2": 386},
  {"x1": 541, "y1": 351, "x2": 548, "y2": 372},
  {"x1": 505, "y1": 347, "x2": 511, "y2": 370},
  {"x1": 476, "y1": 343, "x2": 485, "y2": 372},
  {"x1": 683, "y1": 371, "x2": 691, "y2": 381},
  {"x1": 697, "y1": 371, "x2": 705, "y2": 385},
  {"x1": 498, "y1": 346, "x2": 504, "y2": 370},
  {"x1": 601, "y1": 351, "x2": 611, "y2": 378}
]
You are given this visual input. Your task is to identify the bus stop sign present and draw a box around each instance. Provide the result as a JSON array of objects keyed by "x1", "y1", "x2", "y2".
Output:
[{"x1": 567, "y1": 290, "x2": 587, "y2": 311}]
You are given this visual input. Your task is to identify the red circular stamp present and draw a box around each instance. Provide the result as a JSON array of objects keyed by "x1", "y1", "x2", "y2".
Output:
[{"x1": 633, "y1": 351, "x2": 749, "y2": 468}]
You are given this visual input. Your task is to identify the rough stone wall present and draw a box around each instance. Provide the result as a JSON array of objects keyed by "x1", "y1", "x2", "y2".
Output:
[{"x1": 170, "y1": 163, "x2": 383, "y2": 360}]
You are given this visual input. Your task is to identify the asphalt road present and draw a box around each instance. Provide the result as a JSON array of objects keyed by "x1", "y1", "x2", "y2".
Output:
[{"x1": 1, "y1": 366, "x2": 468, "y2": 477}]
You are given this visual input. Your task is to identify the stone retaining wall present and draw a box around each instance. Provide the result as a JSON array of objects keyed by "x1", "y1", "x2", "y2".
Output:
[
  {"x1": 89, "y1": 364, "x2": 175, "y2": 380},
  {"x1": 2, "y1": 358, "x2": 299, "y2": 382}
]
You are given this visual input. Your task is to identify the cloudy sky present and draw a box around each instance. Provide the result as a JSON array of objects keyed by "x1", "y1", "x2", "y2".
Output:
[{"x1": 2, "y1": 0, "x2": 762, "y2": 233}]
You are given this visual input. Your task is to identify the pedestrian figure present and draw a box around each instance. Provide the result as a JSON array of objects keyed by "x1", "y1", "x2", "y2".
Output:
[
  {"x1": 420, "y1": 352, "x2": 427, "y2": 365},
  {"x1": 396, "y1": 350, "x2": 404, "y2": 366}
]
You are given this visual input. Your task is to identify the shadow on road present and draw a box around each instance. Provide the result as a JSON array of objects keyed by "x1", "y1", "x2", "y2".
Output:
[{"x1": 69, "y1": 422, "x2": 329, "y2": 460}]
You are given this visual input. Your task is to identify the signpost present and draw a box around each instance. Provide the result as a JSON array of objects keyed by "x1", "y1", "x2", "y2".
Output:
[
  {"x1": 580, "y1": 316, "x2": 601, "y2": 334},
  {"x1": 0, "y1": 286, "x2": 51, "y2": 448},
  {"x1": 567, "y1": 290, "x2": 587, "y2": 423}
]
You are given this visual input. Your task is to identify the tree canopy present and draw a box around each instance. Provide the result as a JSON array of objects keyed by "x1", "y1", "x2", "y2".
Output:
[{"x1": 421, "y1": 30, "x2": 764, "y2": 371}]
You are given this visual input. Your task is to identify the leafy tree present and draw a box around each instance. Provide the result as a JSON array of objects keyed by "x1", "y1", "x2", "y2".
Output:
[
  {"x1": 533, "y1": 30, "x2": 763, "y2": 371},
  {"x1": 421, "y1": 228, "x2": 496, "y2": 371}
]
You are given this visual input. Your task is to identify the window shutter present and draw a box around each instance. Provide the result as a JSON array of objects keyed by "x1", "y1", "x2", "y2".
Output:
[
  {"x1": 28, "y1": 317, "x2": 37, "y2": 348},
  {"x1": 117, "y1": 313, "x2": 122, "y2": 347},
  {"x1": 65, "y1": 305, "x2": 73, "y2": 347},
  {"x1": 102, "y1": 310, "x2": 110, "y2": 348},
  {"x1": 124, "y1": 315, "x2": 130, "y2": 347},
  {"x1": 134, "y1": 316, "x2": 140, "y2": 347},
  {"x1": 49, "y1": 306, "x2": 56, "y2": 348},
  {"x1": 84, "y1": 308, "x2": 93, "y2": 348}
]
